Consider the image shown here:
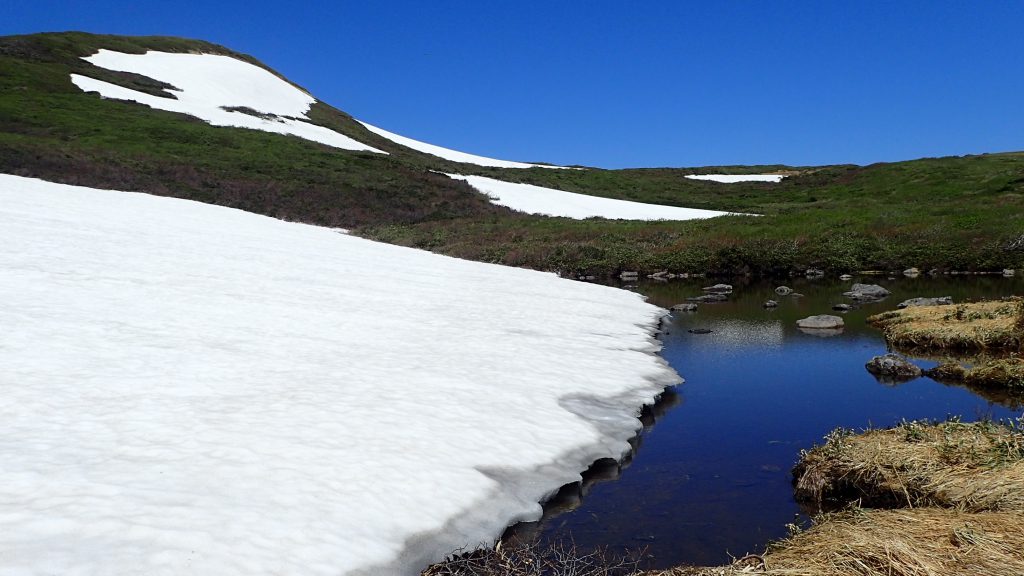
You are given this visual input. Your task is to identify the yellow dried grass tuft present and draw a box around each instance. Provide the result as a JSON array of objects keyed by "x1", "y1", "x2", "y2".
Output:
[
  {"x1": 793, "y1": 420, "x2": 1024, "y2": 512},
  {"x1": 644, "y1": 508, "x2": 1024, "y2": 576},
  {"x1": 867, "y1": 299, "x2": 1023, "y2": 351}
]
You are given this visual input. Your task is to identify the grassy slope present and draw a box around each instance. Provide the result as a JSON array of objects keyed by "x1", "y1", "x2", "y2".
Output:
[
  {"x1": 0, "y1": 32, "x2": 508, "y2": 228},
  {"x1": 3, "y1": 32, "x2": 1024, "y2": 275},
  {"x1": 363, "y1": 154, "x2": 1024, "y2": 276}
]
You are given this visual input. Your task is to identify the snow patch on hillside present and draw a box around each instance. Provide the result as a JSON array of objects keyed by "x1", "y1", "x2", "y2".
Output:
[
  {"x1": 359, "y1": 121, "x2": 569, "y2": 169},
  {"x1": 449, "y1": 174, "x2": 737, "y2": 220},
  {"x1": 0, "y1": 174, "x2": 678, "y2": 576},
  {"x1": 685, "y1": 174, "x2": 785, "y2": 183},
  {"x1": 73, "y1": 50, "x2": 385, "y2": 153}
]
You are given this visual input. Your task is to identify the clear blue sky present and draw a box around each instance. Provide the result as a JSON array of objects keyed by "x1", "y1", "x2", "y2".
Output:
[{"x1": 4, "y1": 1, "x2": 1023, "y2": 168}]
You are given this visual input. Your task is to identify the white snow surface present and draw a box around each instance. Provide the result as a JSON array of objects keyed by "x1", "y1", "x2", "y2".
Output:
[
  {"x1": 449, "y1": 174, "x2": 736, "y2": 220},
  {"x1": 684, "y1": 174, "x2": 785, "y2": 183},
  {"x1": 0, "y1": 174, "x2": 679, "y2": 576},
  {"x1": 72, "y1": 50, "x2": 385, "y2": 153},
  {"x1": 359, "y1": 121, "x2": 568, "y2": 169}
]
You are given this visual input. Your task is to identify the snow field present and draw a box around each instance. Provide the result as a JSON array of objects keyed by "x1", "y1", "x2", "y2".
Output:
[
  {"x1": 684, "y1": 174, "x2": 786, "y2": 183},
  {"x1": 72, "y1": 50, "x2": 385, "y2": 153},
  {"x1": 359, "y1": 121, "x2": 569, "y2": 169},
  {"x1": 0, "y1": 174, "x2": 679, "y2": 576},
  {"x1": 448, "y1": 174, "x2": 738, "y2": 220}
]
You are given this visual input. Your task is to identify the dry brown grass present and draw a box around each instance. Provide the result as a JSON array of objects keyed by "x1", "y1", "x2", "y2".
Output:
[
  {"x1": 643, "y1": 508, "x2": 1024, "y2": 576},
  {"x1": 793, "y1": 420, "x2": 1024, "y2": 512},
  {"x1": 965, "y1": 357, "x2": 1024, "y2": 391},
  {"x1": 867, "y1": 299, "x2": 1023, "y2": 351}
]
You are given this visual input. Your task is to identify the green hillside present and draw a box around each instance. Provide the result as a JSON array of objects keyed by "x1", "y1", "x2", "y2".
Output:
[{"x1": 2, "y1": 32, "x2": 1022, "y2": 276}]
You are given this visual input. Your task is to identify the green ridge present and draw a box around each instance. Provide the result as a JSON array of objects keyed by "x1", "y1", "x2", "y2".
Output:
[{"x1": 2, "y1": 32, "x2": 1022, "y2": 275}]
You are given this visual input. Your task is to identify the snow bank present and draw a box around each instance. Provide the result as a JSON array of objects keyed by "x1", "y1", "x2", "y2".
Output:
[
  {"x1": 72, "y1": 50, "x2": 384, "y2": 153},
  {"x1": 0, "y1": 174, "x2": 678, "y2": 576},
  {"x1": 448, "y1": 174, "x2": 737, "y2": 220},
  {"x1": 685, "y1": 174, "x2": 785, "y2": 183},
  {"x1": 359, "y1": 121, "x2": 568, "y2": 169}
]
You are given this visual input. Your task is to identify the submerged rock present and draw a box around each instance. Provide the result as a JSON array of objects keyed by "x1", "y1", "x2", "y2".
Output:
[
  {"x1": 775, "y1": 286, "x2": 793, "y2": 295},
  {"x1": 844, "y1": 283, "x2": 890, "y2": 301},
  {"x1": 865, "y1": 353, "x2": 922, "y2": 381},
  {"x1": 702, "y1": 283, "x2": 733, "y2": 293},
  {"x1": 763, "y1": 300, "x2": 779, "y2": 308},
  {"x1": 897, "y1": 296, "x2": 953, "y2": 309},
  {"x1": 672, "y1": 303, "x2": 698, "y2": 312},
  {"x1": 686, "y1": 293, "x2": 728, "y2": 303},
  {"x1": 832, "y1": 303, "x2": 853, "y2": 312},
  {"x1": 797, "y1": 315, "x2": 845, "y2": 329}
]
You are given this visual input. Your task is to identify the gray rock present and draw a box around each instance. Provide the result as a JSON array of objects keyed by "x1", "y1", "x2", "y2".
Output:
[
  {"x1": 702, "y1": 283, "x2": 733, "y2": 293},
  {"x1": 619, "y1": 270, "x2": 639, "y2": 280},
  {"x1": 763, "y1": 300, "x2": 778, "y2": 308},
  {"x1": 832, "y1": 303, "x2": 853, "y2": 312},
  {"x1": 865, "y1": 353, "x2": 922, "y2": 382},
  {"x1": 903, "y1": 267, "x2": 921, "y2": 277},
  {"x1": 839, "y1": 274, "x2": 853, "y2": 281},
  {"x1": 805, "y1": 268, "x2": 825, "y2": 277},
  {"x1": 686, "y1": 293, "x2": 728, "y2": 303},
  {"x1": 1004, "y1": 269, "x2": 1016, "y2": 277},
  {"x1": 775, "y1": 285, "x2": 793, "y2": 296},
  {"x1": 796, "y1": 315, "x2": 845, "y2": 329},
  {"x1": 897, "y1": 296, "x2": 953, "y2": 309},
  {"x1": 843, "y1": 283, "x2": 891, "y2": 300},
  {"x1": 790, "y1": 292, "x2": 805, "y2": 298},
  {"x1": 672, "y1": 303, "x2": 698, "y2": 312}
]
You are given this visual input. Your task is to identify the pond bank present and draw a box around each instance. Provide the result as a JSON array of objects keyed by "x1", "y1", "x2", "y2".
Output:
[{"x1": 423, "y1": 276, "x2": 1024, "y2": 575}]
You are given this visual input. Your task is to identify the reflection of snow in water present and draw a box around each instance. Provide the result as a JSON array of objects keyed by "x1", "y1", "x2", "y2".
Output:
[{"x1": 684, "y1": 319, "x2": 785, "y2": 348}]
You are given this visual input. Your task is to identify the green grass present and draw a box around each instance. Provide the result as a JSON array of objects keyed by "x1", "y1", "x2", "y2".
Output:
[
  {"x1": 3, "y1": 31, "x2": 1024, "y2": 276},
  {"x1": 360, "y1": 154, "x2": 1024, "y2": 275}
]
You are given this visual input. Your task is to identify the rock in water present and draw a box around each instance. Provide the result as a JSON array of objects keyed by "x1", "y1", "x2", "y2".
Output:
[
  {"x1": 702, "y1": 283, "x2": 733, "y2": 293},
  {"x1": 897, "y1": 296, "x2": 953, "y2": 309},
  {"x1": 805, "y1": 268, "x2": 825, "y2": 277},
  {"x1": 763, "y1": 300, "x2": 778, "y2": 308},
  {"x1": 672, "y1": 303, "x2": 698, "y2": 312},
  {"x1": 688, "y1": 328, "x2": 713, "y2": 334},
  {"x1": 839, "y1": 274, "x2": 853, "y2": 280},
  {"x1": 903, "y1": 267, "x2": 921, "y2": 277},
  {"x1": 796, "y1": 315, "x2": 845, "y2": 329},
  {"x1": 686, "y1": 293, "x2": 728, "y2": 303},
  {"x1": 775, "y1": 285, "x2": 793, "y2": 295},
  {"x1": 843, "y1": 283, "x2": 890, "y2": 300},
  {"x1": 865, "y1": 353, "x2": 922, "y2": 381},
  {"x1": 832, "y1": 303, "x2": 853, "y2": 312}
]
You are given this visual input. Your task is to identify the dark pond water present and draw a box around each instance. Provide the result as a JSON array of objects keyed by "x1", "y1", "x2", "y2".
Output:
[{"x1": 507, "y1": 274, "x2": 1024, "y2": 568}]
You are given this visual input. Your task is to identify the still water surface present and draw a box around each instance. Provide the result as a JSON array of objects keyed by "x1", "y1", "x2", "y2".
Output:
[{"x1": 514, "y1": 275, "x2": 1023, "y2": 568}]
